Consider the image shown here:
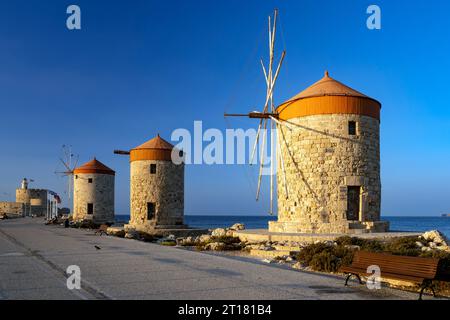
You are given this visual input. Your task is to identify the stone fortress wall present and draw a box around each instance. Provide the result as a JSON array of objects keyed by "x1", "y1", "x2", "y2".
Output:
[
  {"x1": 0, "y1": 202, "x2": 25, "y2": 216},
  {"x1": 270, "y1": 113, "x2": 388, "y2": 234},
  {"x1": 73, "y1": 173, "x2": 115, "y2": 224},
  {"x1": 15, "y1": 188, "x2": 48, "y2": 216}
]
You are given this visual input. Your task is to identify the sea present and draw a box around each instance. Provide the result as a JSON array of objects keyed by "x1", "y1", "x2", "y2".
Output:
[{"x1": 115, "y1": 215, "x2": 450, "y2": 238}]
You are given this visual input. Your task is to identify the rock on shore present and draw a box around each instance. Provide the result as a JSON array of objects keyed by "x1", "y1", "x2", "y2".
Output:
[
  {"x1": 419, "y1": 230, "x2": 449, "y2": 252},
  {"x1": 107, "y1": 227, "x2": 125, "y2": 238}
]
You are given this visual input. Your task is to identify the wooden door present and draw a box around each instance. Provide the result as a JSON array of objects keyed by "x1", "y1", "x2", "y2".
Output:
[
  {"x1": 147, "y1": 202, "x2": 155, "y2": 220},
  {"x1": 346, "y1": 186, "x2": 360, "y2": 221},
  {"x1": 87, "y1": 203, "x2": 94, "y2": 215}
]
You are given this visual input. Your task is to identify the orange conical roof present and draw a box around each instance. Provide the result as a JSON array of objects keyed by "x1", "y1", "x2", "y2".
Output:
[
  {"x1": 285, "y1": 71, "x2": 370, "y2": 102},
  {"x1": 276, "y1": 71, "x2": 381, "y2": 121},
  {"x1": 73, "y1": 158, "x2": 115, "y2": 175},
  {"x1": 133, "y1": 134, "x2": 174, "y2": 150},
  {"x1": 130, "y1": 134, "x2": 176, "y2": 162}
]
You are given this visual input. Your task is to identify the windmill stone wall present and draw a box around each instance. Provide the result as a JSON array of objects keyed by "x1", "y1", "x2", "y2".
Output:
[
  {"x1": 73, "y1": 173, "x2": 115, "y2": 224},
  {"x1": 270, "y1": 114, "x2": 386, "y2": 233},
  {"x1": 72, "y1": 159, "x2": 115, "y2": 224},
  {"x1": 122, "y1": 135, "x2": 187, "y2": 235},
  {"x1": 129, "y1": 160, "x2": 184, "y2": 230}
]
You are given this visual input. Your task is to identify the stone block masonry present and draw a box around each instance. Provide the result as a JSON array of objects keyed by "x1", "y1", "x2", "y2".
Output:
[
  {"x1": 0, "y1": 202, "x2": 25, "y2": 216},
  {"x1": 270, "y1": 113, "x2": 388, "y2": 234},
  {"x1": 129, "y1": 159, "x2": 184, "y2": 230},
  {"x1": 15, "y1": 188, "x2": 48, "y2": 217},
  {"x1": 73, "y1": 173, "x2": 115, "y2": 224}
]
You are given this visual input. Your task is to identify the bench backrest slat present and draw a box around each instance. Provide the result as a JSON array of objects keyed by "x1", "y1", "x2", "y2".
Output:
[{"x1": 351, "y1": 251, "x2": 439, "y2": 279}]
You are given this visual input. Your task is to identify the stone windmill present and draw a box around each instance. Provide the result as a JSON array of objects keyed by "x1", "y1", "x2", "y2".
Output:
[
  {"x1": 72, "y1": 158, "x2": 115, "y2": 224},
  {"x1": 225, "y1": 9, "x2": 389, "y2": 234},
  {"x1": 114, "y1": 134, "x2": 186, "y2": 235}
]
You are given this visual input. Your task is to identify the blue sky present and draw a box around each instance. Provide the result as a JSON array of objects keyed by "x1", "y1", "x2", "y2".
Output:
[{"x1": 0, "y1": 0, "x2": 449, "y2": 216}]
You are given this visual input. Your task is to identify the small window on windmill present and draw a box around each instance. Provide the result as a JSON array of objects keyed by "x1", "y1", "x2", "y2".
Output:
[
  {"x1": 88, "y1": 178, "x2": 93, "y2": 183},
  {"x1": 179, "y1": 150, "x2": 184, "y2": 157},
  {"x1": 150, "y1": 164, "x2": 157, "y2": 174},
  {"x1": 348, "y1": 121, "x2": 357, "y2": 135},
  {"x1": 75, "y1": 175, "x2": 78, "y2": 179},
  {"x1": 147, "y1": 202, "x2": 155, "y2": 220}
]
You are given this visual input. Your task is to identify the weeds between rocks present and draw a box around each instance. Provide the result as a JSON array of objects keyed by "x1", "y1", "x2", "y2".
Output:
[
  {"x1": 70, "y1": 220, "x2": 101, "y2": 230},
  {"x1": 160, "y1": 241, "x2": 177, "y2": 246},
  {"x1": 296, "y1": 242, "x2": 354, "y2": 273},
  {"x1": 335, "y1": 236, "x2": 386, "y2": 252},
  {"x1": 193, "y1": 236, "x2": 242, "y2": 251},
  {"x1": 69, "y1": 220, "x2": 116, "y2": 230},
  {"x1": 137, "y1": 232, "x2": 155, "y2": 242}
]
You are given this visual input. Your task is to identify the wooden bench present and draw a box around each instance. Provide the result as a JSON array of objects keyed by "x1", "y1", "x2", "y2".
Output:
[
  {"x1": 339, "y1": 251, "x2": 448, "y2": 299},
  {"x1": 94, "y1": 224, "x2": 109, "y2": 236}
]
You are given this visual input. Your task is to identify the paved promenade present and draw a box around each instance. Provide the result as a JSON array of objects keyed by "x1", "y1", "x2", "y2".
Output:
[{"x1": 0, "y1": 218, "x2": 429, "y2": 300}]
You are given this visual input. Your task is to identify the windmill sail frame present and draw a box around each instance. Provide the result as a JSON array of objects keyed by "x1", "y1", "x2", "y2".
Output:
[
  {"x1": 55, "y1": 145, "x2": 78, "y2": 212},
  {"x1": 224, "y1": 9, "x2": 289, "y2": 215}
]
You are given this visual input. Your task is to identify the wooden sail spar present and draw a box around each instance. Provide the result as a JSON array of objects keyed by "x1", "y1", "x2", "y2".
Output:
[
  {"x1": 54, "y1": 145, "x2": 79, "y2": 211},
  {"x1": 224, "y1": 9, "x2": 288, "y2": 215}
]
